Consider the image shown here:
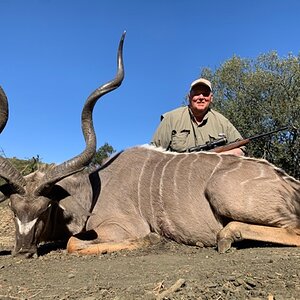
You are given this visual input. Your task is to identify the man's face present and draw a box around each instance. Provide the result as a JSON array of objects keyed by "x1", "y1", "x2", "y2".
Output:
[{"x1": 188, "y1": 84, "x2": 213, "y2": 115}]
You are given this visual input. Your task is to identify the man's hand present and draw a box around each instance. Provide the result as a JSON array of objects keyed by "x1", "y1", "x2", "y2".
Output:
[{"x1": 221, "y1": 148, "x2": 245, "y2": 156}]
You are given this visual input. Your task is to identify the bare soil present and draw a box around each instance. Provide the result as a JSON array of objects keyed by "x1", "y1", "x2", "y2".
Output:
[{"x1": 1, "y1": 200, "x2": 300, "y2": 300}]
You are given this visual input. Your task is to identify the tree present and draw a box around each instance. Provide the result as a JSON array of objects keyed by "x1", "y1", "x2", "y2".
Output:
[
  {"x1": 91, "y1": 142, "x2": 116, "y2": 166},
  {"x1": 198, "y1": 51, "x2": 300, "y2": 178}
]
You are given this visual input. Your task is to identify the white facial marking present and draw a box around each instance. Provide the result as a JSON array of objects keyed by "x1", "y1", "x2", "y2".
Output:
[{"x1": 16, "y1": 217, "x2": 38, "y2": 235}]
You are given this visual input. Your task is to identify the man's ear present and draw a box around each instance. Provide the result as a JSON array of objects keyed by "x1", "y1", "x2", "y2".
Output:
[{"x1": 210, "y1": 93, "x2": 213, "y2": 103}]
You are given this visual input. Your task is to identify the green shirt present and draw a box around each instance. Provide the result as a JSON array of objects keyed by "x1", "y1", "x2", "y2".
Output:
[{"x1": 151, "y1": 106, "x2": 243, "y2": 152}]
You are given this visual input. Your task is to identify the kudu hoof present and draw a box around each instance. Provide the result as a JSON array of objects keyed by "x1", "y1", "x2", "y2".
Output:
[{"x1": 217, "y1": 238, "x2": 233, "y2": 253}]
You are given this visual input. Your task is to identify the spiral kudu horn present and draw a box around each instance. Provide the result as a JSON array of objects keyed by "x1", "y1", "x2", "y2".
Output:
[
  {"x1": 0, "y1": 86, "x2": 9, "y2": 134},
  {"x1": 34, "y1": 32, "x2": 126, "y2": 196},
  {"x1": 0, "y1": 86, "x2": 26, "y2": 195}
]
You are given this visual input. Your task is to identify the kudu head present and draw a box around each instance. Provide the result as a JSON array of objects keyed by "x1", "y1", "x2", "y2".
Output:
[{"x1": 0, "y1": 32, "x2": 125, "y2": 258}]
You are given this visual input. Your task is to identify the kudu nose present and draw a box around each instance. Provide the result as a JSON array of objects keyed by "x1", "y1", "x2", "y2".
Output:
[{"x1": 12, "y1": 248, "x2": 37, "y2": 259}]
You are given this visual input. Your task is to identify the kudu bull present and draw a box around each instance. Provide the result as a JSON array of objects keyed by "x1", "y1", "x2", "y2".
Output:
[{"x1": 0, "y1": 33, "x2": 300, "y2": 258}]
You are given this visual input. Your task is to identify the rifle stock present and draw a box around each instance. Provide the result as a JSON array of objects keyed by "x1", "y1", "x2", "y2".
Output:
[{"x1": 210, "y1": 139, "x2": 250, "y2": 153}]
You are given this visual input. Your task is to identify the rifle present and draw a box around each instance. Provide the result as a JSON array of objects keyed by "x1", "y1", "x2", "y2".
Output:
[
  {"x1": 187, "y1": 126, "x2": 289, "y2": 153},
  {"x1": 188, "y1": 136, "x2": 227, "y2": 152}
]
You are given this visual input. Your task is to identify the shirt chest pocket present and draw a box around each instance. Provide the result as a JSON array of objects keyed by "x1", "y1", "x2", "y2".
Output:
[{"x1": 170, "y1": 130, "x2": 190, "y2": 152}]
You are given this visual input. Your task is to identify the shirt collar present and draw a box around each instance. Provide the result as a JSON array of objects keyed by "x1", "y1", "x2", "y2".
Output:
[{"x1": 188, "y1": 106, "x2": 211, "y2": 125}]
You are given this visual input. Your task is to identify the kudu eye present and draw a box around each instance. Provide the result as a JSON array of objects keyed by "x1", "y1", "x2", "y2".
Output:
[
  {"x1": 38, "y1": 202, "x2": 52, "y2": 215},
  {"x1": 8, "y1": 202, "x2": 17, "y2": 218}
]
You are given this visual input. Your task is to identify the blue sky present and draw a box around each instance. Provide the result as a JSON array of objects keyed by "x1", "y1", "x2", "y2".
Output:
[{"x1": 0, "y1": 0, "x2": 299, "y2": 163}]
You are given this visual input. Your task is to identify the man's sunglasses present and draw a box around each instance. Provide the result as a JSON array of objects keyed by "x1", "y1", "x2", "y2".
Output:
[{"x1": 191, "y1": 90, "x2": 211, "y2": 97}]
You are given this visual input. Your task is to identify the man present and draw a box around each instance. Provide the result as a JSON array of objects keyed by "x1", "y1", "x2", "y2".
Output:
[{"x1": 151, "y1": 78, "x2": 245, "y2": 156}]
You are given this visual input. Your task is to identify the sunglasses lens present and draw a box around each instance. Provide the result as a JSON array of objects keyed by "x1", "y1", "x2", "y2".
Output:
[{"x1": 191, "y1": 87, "x2": 211, "y2": 97}]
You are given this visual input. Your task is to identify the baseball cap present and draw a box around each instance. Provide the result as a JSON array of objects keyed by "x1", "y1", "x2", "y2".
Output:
[{"x1": 190, "y1": 78, "x2": 212, "y2": 92}]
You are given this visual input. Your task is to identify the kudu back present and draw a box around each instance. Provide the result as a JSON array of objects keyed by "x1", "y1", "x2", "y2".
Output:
[{"x1": 0, "y1": 33, "x2": 300, "y2": 258}]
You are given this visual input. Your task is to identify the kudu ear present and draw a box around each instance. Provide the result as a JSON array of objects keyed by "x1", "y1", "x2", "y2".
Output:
[
  {"x1": 40, "y1": 184, "x2": 70, "y2": 201},
  {"x1": 58, "y1": 196, "x2": 92, "y2": 218},
  {"x1": 0, "y1": 192, "x2": 8, "y2": 203},
  {"x1": 0, "y1": 183, "x2": 14, "y2": 202},
  {"x1": 45, "y1": 184, "x2": 91, "y2": 218}
]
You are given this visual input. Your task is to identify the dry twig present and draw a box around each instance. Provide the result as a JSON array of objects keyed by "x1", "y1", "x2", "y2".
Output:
[{"x1": 156, "y1": 278, "x2": 186, "y2": 300}]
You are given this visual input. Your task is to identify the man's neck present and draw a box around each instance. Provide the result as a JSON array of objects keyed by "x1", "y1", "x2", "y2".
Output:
[{"x1": 189, "y1": 107, "x2": 208, "y2": 125}]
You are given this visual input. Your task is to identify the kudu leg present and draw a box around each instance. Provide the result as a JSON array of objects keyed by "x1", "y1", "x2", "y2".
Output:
[
  {"x1": 67, "y1": 232, "x2": 161, "y2": 255},
  {"x1": 217, "y1": 221, "x2": 300, "y2": 253}
]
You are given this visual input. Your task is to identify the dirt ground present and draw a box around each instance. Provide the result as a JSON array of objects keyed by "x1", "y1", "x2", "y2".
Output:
[{"x1": 1, "y1": 201, "x2": 300, "y2": 300}]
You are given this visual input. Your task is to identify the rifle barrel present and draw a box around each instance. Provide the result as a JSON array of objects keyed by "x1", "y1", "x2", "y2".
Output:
[
  {"x1": 248, "y1": 126, "x2": 289, "y2": 141},
  {"x1": 211, "y1": 126, "x2": 289, "y2": 153}
]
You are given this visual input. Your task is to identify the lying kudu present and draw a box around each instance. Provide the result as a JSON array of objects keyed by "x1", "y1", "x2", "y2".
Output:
[{"x1": 0, "y1": 33, "x2": 300, "y2": 258}]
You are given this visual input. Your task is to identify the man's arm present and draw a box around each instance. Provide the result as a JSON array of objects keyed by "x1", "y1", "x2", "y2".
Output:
[{"x1": 151, "y1": 115, "x2": 172, "y2": 149}]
